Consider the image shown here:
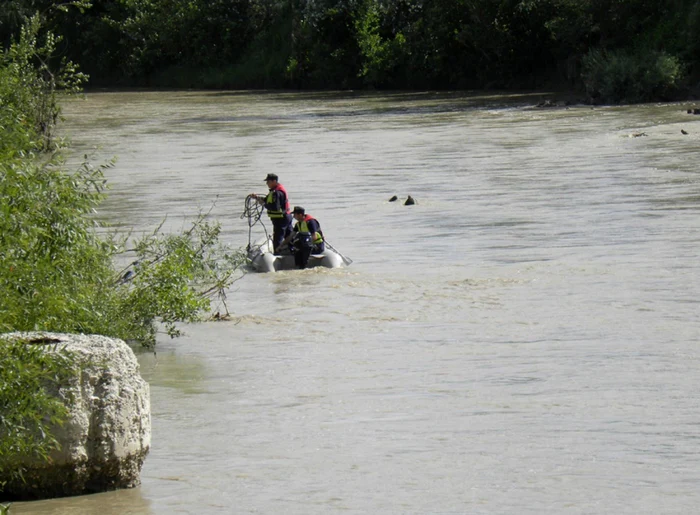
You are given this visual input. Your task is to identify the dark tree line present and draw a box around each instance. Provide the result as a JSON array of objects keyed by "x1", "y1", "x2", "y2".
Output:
[{"x1": 2, "y1": 0, "x2": 700, "y2": 101}]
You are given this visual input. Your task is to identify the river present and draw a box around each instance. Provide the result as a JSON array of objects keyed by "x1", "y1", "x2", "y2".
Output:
[{"x1": 11, "y1": 90, "x2": 700, "y2": 514}]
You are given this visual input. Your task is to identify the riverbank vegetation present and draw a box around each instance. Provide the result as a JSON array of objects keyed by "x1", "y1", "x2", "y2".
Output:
[
  {"x1": 1, "y1": 14, "x2": 246, "y2": 498},
  {"x1": 0, "y1": 14, "x2": 244, "y2": 348},
  {"x1": 2, "y1": 0, "x2": 700, "y2": 103},
  {"x1": 0, "y1": 338, "x2": 78, "y2": 499}
]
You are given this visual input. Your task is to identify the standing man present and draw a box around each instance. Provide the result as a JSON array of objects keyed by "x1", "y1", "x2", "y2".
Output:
[
  {"x1": 252, "y1": 174, "x2": 293, "y2": 254},
  {"x1": 281, "y1": 206, "x2": 325, "y2": 269}
]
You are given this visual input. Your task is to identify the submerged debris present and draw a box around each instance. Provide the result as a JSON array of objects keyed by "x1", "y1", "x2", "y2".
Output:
[{"x1": 388, "y1": 194, "x2": 415, "y2": 205}]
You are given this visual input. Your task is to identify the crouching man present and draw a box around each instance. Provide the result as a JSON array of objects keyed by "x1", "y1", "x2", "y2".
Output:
[{"x1": 281, "y1": 206, "x2": 325, "y2": 269}]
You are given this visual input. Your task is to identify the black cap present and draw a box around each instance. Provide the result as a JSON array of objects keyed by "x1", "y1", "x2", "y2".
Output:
[
  {"x1": 292, "y1": 206, "x2": 305, "y2": 214},
  {"x1": 264, "y1": 173, "x2": 278, "y2": 182}
]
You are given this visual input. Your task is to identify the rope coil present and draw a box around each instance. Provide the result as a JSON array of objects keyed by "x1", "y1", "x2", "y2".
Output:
[{"x1": 241, "y1": 194, "x2": 270, "y2": 254}]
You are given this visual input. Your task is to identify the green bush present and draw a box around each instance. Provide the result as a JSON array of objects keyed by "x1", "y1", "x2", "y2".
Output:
[
  {"x1": 0, "y1": 156, "x2": 243, "y2": 346},
  {"x1": 0, "y1": 156, "x2": 113, "y2": 335},
  {"x1": 1, "y1": 13, "x2": 246, "y2": 500},
  {"x1": 0, "y1": 14, "x2": 86, "y2": 155},
  {"x1": 0, "y1": 13, "x2": 246, "y2": 348},
  {"x1": 110, "y1": 213, "x2": 245, "y2": 344},
  {"x1": 582, "y1": 48, "x2": 683, "y2": 103},
  {"x1": 0, "y1": 338, "x2": 78, "y2": 494}
]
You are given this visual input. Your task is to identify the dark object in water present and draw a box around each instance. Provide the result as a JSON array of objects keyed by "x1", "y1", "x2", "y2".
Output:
[
  {"x1": 681, "y1": 129, "x2": 689, "y2": 135},
  {"x1": 687, "y1": 108, "x2": 700, "y2": 115},
  {"x1": 389, "y1": 195, "x2": 398, "y2": 202},
  {"x1": 404, "y1": 195, "x2": 415, "y2": 206}
]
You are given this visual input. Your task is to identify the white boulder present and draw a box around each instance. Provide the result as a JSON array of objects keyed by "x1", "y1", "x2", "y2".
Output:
[{"x1": 0, "y1": 332, "x2": 150, "y2": 500}]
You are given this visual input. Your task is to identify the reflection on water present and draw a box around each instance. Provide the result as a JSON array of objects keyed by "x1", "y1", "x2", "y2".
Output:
[
  {"x1": 137, "y1": 349, "x2": 209, "y2": 395},
  {"x1": 13, "y1": 91, "x2": 700, "y2": 514},
  {"x1": 9, "y1": 488, "x2": 152, "y2": 515}
]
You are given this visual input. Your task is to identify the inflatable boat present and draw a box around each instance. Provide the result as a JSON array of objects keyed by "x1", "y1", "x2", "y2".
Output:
[{"x1": 246, "y1": 237, "x2": 349, "y2": 273}]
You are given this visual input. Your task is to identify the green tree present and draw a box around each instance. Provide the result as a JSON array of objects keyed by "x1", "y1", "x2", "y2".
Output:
[
  {"x1": 0, "y1": 14, "x2": 86, "y2": 154},
  {"x1": 354, "y1": 0, "x2": 407, "y2": 87}
]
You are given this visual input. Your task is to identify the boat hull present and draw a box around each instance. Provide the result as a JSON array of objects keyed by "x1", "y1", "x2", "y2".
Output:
[{"x1": 247, "y1": 238, "x2": 344, "y2": 273}]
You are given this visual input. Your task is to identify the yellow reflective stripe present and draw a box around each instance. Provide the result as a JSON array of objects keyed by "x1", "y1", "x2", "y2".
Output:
[
  {"x1": 266, "y1": 191, "x2": 284, "y2": 218},
  {"x1": 299, "y1": 221, "x2": 323, "y2": 244}
]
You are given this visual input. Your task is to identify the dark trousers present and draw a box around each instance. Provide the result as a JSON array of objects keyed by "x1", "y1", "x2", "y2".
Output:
[
  {"x1": 293, "y1": 242, "x2": 325, "y2": 269},
  {"x1": 271, "y1": 215, "x2": 293, "y2": 253}
]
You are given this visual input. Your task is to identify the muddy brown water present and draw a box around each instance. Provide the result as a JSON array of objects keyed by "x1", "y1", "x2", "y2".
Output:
[{"x1": 12, "y1": 91, "x2": 700, "y2": 514}]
